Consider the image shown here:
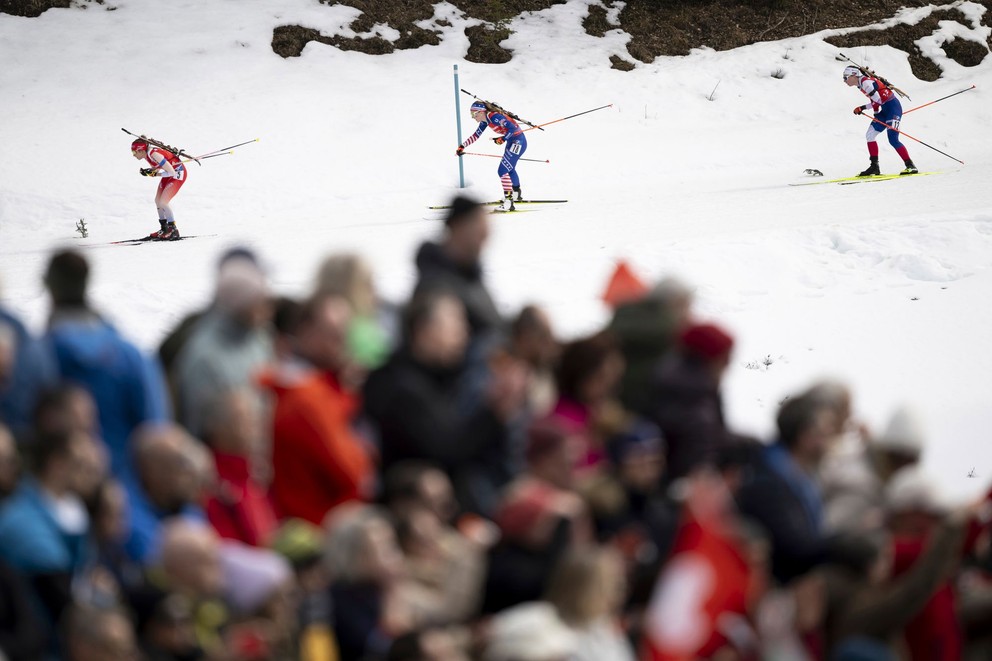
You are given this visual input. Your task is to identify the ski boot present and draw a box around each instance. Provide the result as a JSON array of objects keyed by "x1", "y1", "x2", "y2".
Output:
[
  {"x1": 512, "y1": 186, "x2": 523, "y2": 203},
  {"x1": 158, "y1": 222, "x2": 181, "y2": 241},
  {"x1": 900, "y1": 160, "x2": 918, "y2": 175},
  {"x1": 148, "y1": 220, "x2": 168, "y2": 240},
  {"x1": 857, "y1": 157, "x2": 880, "y2": 177},
  {"x1": 495, "y1": 191, "x2": 515, "y2": 212}
]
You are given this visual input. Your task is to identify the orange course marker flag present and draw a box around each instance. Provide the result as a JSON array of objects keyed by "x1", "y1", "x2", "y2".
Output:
[{"x1": 601, "y1": 260, "x2": 648, "y2": 308}]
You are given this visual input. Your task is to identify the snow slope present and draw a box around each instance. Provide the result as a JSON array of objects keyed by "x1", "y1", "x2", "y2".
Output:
[{"x1": 2, "y1": 0, "x2": 990, "y2": 499}]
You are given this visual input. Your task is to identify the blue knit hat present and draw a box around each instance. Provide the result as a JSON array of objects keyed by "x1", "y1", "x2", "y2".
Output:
[{"x1": 607, "y1": 418, "x2": 664, "y2": 465}]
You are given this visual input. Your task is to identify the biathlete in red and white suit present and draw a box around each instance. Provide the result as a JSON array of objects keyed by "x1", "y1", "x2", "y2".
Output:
[
  {"x1": 843, "y1": 65, "x2": 917, "y2": 177},
  {"x1": 456, "y1": 101, "x2": 528, "y2": 212},
  {"x1": 131, "y1": 138, "x2": 186, "y2": 240}
]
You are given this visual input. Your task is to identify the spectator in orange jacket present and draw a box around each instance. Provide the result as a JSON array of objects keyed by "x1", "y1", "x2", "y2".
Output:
[{"x1": 261, "y1": 294, "x2": 374, "y2": 525}]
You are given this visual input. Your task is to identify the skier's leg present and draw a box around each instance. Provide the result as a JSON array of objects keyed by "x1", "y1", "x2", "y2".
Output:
[
  {"x1": 497, "y1": 159, "x2": 515, "y2": 197},
  {"x1": 885, "y1": 123, "x2": 912, "y2": 163},
  {"x1": 500, "y1": 141, "x2": 524, "y2": 189},
  {"x1": 155, "y1": 178, "x2": 185, "y2": 223},
  {"x1": 154, "y1": 185, "x2": 167, "y2": 221},
  {"x1": 891, "y1": 133, "x2": 912, "y2": 165},
  {"x1": 859, "y1": 124, "x2": 883, "y2": 175},
  {"x1": 506, "y1": 137, "x2": 526, "y2": 192},
  {"x1": 864, "y1": 123, "x2": 883, "y2": 157},
  {"x1": 497, "y1": 157, "x2": 515, "y2": 211}
]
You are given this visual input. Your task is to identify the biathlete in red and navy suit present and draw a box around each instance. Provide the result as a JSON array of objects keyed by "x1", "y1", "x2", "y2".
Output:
[
  {"x1": 131, "y1": 138, "x2": 187, "y2": 240},
  {"x1": 843, "y1": 65, "x2": 917, "y2": 177},
  {"x1": 456, "y1": 101, "x2": 528, "y2": 211}
]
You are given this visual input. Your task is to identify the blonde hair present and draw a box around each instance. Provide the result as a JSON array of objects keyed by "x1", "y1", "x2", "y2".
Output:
[
  {"x1": 314, "y1": 253, "x2": 376, "y2": 317},
  {"x1": 545, "y1": 546, "x2": 625, "y2": 625}
]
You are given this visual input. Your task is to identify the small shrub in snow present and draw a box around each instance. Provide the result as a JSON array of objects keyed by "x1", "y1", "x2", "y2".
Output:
[{"x1": 707, "y1": 80, "x2": 720, "y2": 101}]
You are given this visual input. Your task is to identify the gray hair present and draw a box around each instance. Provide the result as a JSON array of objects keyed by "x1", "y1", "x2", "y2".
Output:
[
  {"x1": 322, "y1": 504, "x2": 392, "y2": 582},
  {"x1": 650, "y1": 275, "x2": 694, "y2": 304},
  {"x1": 803, "y1": 379, "x2": 852, "y2": 413}
]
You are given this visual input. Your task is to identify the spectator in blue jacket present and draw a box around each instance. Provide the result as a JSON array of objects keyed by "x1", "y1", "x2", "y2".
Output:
[
  {"x1": 735, "y1": 391, "x2": 839, "y2": 584},
  {"x1": 0, "y1": 303, "x2": 57, "y2": 444},
  {"x1": 42, "y1": 249, "x2": 170, "y2": 481},
  {"x1": 0, "y1": 426, "x2": 105, "y2": 627},
  {"x1": 123, "y1": 422, "x2": 208, "y2": 565}
]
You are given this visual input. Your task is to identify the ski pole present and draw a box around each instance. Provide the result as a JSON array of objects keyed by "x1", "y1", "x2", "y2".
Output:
[
  {"x1": 904, "y1": 85, "x2": 976, "y2": 115},
  {"x1": 180, "y1": 150, "x2": 234, "y2": 164},
  {"x1": 200, "y1": 138, "x2": 260, "y2": 156},
  {"x1": 146, "y1": 150, "x2": 234, "y2": 175},
  {"x1": 523, "y1": 104, "x2": 613, "y2": 132},
  {"x1": 864, "y1": 115, "x2": 964, "y2": 164},
  {"x1": 187, "y1": 139, "x2": 259, "y2": 162},
  {"x1": 461, "y1": 151, "x2": 549, "y2": 164}
]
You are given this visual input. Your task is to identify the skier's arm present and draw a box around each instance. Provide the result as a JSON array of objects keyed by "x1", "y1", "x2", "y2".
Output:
[
  {"x1": 149, "y1": 149, "x2": 178, "y2": 178},
  {"x1": 460, "y1": 121, "x2": 488, "y2": 148},
  {"x1": 859, "y1": 80, "x2": 884, "y2": 108}
]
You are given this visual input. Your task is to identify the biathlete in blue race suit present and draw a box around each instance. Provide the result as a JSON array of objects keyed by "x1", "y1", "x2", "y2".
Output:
[
  {"x1": 456, "y1": 101, "x2": 528, "y2": 212},
  {"x1": 843, "y1": 65, "x2": 917, "y2": 177}
]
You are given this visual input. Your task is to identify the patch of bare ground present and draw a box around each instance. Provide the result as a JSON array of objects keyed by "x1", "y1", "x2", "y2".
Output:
[
  {"x1": 3, "y1": 0, "x2": 988, "y2": 74},
  {"x1": 827, "y1": 6, "x2": 989, "y2": 81},
  {"x1": 1, "y1": 0, "x2": 108, "y2": 16}
]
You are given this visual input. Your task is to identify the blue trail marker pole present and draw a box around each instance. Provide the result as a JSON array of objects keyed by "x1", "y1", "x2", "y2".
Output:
[{"x1": 453, "y1": 64, "x2": 465, "y2": 188}]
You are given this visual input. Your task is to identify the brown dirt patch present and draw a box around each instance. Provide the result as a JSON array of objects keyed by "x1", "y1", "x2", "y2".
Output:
[
  {"x1": 940, "y1": 37, "x2": 989, "y2": 68},
  {"x1": 465, "y1": 24, "x2": 512, "y2": 64},
  {"x1": 272, "y1": 25, "x2": 387, "y2": 58},
  {"x1": 0, "y1": 0, "x2": 70, "y2": 16},
  {"x1": 826, "y1": 7, "x2": 980, "y2": 81},
  {"x1": 617, "y1": 0, "x2": 937, "y2": 61},
  {"x1": 609, "y1": 54, "x2": 636, "y2": 71},
  {"x1": 5, "y1": 0, "x2": 991, "y2": 75},
  {"x1": 1, "y1": 0, "x2": 108, "y2": 17},
  {"x1": 583, "y1": 4, "x2": 611, "y2": 38}
]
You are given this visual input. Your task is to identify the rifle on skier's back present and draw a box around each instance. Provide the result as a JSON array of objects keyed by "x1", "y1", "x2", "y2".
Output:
[
  {"x1": 839, "y1": 53, "x2": 911, "y2": 100},
  {"x1": 461, "y1": 89, "x2": 544, "y2": 131},
  {"x1": 122, "y1": 127, "x2": 201, "y2": 165}
]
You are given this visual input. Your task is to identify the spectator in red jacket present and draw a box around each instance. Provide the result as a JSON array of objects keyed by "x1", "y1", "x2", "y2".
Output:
[
  {"x1": 202, "y1": 388, "x2": 278, "y2": 547},
  {"x1": 261, "y1": 294, "x2": 374, "y2": 525},
  {"x1": 641, "y1": 470, "x2": 766, "y2": 661},
  {"x1": 884, "y1": 468, "x2": 989, "y2": 661}
]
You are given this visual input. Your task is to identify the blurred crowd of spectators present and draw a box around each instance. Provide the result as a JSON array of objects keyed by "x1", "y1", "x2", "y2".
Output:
[{"x1": 1, "y1": 195, "x2": 991, "y2": 661}]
